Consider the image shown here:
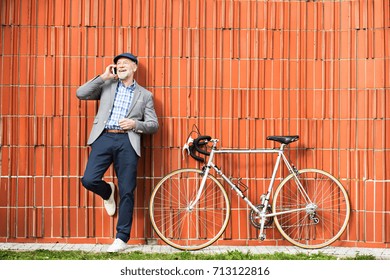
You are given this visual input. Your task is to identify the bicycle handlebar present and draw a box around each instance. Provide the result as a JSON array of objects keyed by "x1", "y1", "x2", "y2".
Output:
[
  {"x1": 182, "y1": 134, "x2": 212, "y2": 163},
  {"x1": 193, "y1": 135, "x2": 211, "y2": 156}
]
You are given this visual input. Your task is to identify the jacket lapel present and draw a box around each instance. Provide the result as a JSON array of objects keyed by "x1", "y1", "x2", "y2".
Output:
[
  {"x1": 110, "y1": 81, "x2": 118, "y2": 107},
  {"x1": 126, "y1": 85, "x2": 141, "y2": 116}
]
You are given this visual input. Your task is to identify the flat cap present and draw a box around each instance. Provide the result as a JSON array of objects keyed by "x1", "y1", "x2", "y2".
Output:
[{"x1": 114, "y1": 53, "x2": 138, "y2": 64}]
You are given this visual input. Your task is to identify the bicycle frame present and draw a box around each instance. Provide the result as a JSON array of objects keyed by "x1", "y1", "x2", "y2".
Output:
[
  {"x1": 151, "y1": 132, "x2": 350, "y2": 250},
  {"x1": 188, "y1": 142, "x2": 313, "y2": 221}
]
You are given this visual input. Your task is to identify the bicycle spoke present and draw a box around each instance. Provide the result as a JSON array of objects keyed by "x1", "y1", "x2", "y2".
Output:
[
  {"x1": 150, "y1": 169, "x2": 230, "y2": 250},
  {"x1": 273, "y1": 169, "x2": 350, "y2": 249}
]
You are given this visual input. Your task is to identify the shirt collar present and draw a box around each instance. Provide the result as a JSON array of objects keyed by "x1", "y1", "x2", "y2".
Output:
[{"x1": 119, "y1": 79, "x2": 137, "y2": 90}]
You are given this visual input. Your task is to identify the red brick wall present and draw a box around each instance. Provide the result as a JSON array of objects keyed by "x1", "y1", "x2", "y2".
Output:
[{"x1": 0, "y1": 0, "x2": 389, "y2": 247}]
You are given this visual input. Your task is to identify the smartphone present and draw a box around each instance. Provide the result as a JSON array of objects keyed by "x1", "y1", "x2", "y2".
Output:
[{"x1": 112, "y1": 67, "x2": 117, "y2": 75}]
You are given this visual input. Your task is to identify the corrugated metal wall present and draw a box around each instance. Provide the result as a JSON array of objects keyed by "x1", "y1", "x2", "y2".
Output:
[{"x1": 0, "y1": 0, "x2": 389, "y2": 247}]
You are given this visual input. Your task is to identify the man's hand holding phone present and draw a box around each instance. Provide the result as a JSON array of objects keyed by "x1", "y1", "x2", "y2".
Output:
[{"x1": 100, "y1": 64, "x2": 117, "y2": 81}]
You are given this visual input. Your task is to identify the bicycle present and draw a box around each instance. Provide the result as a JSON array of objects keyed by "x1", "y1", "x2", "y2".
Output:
[{"x1": 149, "y1": 126, "x2": 350, "y2": 251}]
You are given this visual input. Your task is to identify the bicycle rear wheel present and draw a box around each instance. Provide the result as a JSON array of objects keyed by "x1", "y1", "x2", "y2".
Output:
[
  {"x1": 272, "y1": 168, "x2": 350, "y2": 249},
  {"x1": 149, "y1": 168, "x2": 230, "y2": 251}
]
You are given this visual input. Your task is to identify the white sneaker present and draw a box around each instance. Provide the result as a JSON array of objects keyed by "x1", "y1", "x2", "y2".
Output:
[
  {"x1": 107, "y1": 238, "x2": 127, "y2": 253},
  {"x1": 104, "y1": 182, "x2": 116, "y2": 216}
]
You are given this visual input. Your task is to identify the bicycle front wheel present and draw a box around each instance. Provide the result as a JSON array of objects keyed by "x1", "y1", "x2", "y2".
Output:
[
  {"x1": 149, "y1": 168, "x2": 230, "y2": 251},
  {"x1": 273, "y1": 168, "x2": 350, "y2": 249}
]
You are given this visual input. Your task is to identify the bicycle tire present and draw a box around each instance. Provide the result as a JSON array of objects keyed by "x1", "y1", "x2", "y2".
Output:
[
  {"x1": 272, "y1": 168, "x2": 350, "y2": 249},
  {"x1": 149, "y1": 168, "x2": 231, "y2": 251}
]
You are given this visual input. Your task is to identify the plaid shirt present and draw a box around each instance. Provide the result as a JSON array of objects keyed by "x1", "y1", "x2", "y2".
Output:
[{"x1": 105, "y1": 80, "x2": 136, "y2": 130}]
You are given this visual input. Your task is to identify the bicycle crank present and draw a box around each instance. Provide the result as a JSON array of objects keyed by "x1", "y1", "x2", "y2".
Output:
[{"x1": 249, "y1": 205, "x2": 273, "y2": 229}]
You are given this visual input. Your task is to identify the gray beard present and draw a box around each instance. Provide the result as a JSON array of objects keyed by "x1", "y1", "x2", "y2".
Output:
[{"x1": 118, "y1": 72, "x2": 129, "y2": 80}]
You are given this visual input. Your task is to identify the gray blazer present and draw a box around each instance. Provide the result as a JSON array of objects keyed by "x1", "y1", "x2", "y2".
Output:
[{"x1": 76, "y1": 76, "x2": 159, "y2": 157}]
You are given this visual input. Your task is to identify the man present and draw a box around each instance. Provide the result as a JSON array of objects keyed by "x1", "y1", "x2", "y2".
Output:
[{"x1": 76, "y1": 53, "x2": 159, "y2": 252}]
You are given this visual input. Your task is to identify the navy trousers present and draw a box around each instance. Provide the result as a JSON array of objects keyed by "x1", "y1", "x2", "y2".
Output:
[{"x1": 81, "y1": 132, "x2": 139, "y2": 243}]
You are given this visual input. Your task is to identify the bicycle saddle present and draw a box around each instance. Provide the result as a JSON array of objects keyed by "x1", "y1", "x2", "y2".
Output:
[{"x1": 267, "y1": 135, "x2": 299, "y2": 145}]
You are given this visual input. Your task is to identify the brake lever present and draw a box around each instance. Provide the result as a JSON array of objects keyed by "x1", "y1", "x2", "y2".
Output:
[{"x1": 182, "y1": 136, "x2": 194, "y2": 160}]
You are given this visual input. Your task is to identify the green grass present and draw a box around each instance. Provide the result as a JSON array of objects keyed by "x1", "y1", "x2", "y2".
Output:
[{"x1": 0, "y1": 249, "x2": 376, "y2": 260}]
